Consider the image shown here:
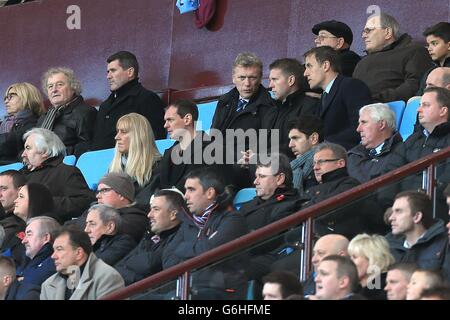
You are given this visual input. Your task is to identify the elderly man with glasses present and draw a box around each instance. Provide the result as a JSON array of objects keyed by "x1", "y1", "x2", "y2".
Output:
[
  {"x1": 353, "y1": 13, "x2": 433, "y2": 102},
  {"x1": 312, "y1": 20, "x2": 361, "y2": 77}
]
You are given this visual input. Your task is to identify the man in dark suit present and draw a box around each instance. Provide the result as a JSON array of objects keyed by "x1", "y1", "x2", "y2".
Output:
[
  {"x1": 211, "y1": 52, "x2": 276, "y2": 161},
  {"x1": 304, "y1": 46, "x2": 373, "y2": 150},
  {"x1": 91, "y1": 51, "x2": 166, "y2": 150}
]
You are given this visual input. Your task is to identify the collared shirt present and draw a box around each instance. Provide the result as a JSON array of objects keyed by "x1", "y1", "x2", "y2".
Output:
[
  {"x1": 403, "y1": 232, "x2": 426, "y2": 248},
  {"x1": 323, "y1": 76, "x2": 337, "y2": 94}
]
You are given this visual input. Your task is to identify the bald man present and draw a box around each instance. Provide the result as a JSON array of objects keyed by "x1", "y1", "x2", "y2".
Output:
[
  {"x1": 303, "y1": 234, "x2": 349, "y2": 296},
  {"x1": 426, "y1": 67, "x2": 450, "y2": 90}
]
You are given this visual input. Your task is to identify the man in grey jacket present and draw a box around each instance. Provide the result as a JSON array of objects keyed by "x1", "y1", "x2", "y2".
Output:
[{"x1": 40, "y1": 226, "x2": 124, "y2": 300}]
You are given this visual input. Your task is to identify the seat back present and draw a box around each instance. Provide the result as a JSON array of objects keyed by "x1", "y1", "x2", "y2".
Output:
[
  {"x1": 386, "y1": 100, "x2": 406, "y2": 130},
  {"x1": 233, "y1": 188, "x2": 257, "y2": 210},
  {"x1": 155, "y1": 139, "x2": 176, "y2": 154},
  {"x1": 0, "y1": 162, "x2": 23, "y2": 173},
  {"x1": 63, "y1": 155, "x2": 77, "y2": 166},
  {"x1": 399, "y1": 97, "x2": 420, "y2": 140},
  {"x1": 196, "y1": 100, "x2": 218, "y2": 133},
  {"x1": 75, "y1": 148, "x2": 115, "y2": 190}
]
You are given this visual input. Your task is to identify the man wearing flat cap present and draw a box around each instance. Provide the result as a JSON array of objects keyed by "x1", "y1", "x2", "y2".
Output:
[
  {"x1": 312, "y1": 20, "x2": 361, "y2": 77},
  {"x1": 72, "y1": 172, "x2": 149, "y2": 243}
]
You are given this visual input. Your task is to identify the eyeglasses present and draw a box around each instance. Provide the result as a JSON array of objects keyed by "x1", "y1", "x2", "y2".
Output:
[
  {"x1": 313, "y1": 158, "x2": 341, "y2": 166},
  {"x1": 361, "y1": 27, "x2": 384, "y2": 35},
  {"x1": 4, "y1": 92, "x2": 18, "y2": 102},
  {"x1": 96, "y1": 187, "x2": 113, "y2": 195},
  {"x1": 315, "y1": 35, "x2": 337, "y2": 42}
]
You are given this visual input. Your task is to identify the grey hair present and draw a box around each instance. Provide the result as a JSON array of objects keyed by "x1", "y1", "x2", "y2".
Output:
[
  {"x1": 23, "y1": 128, "x2": 67, "y2": 157},
  {"x1": 379, "y1": 13, "x2": 400, "y2": 39},
  {"x1": 88, "y1": 204, "x2": 122, "y2": 234},
  {"x1": 41, "y1": 67, "x2": 82, "y2": 96},
  {"x1": 360, "y1": 103, "x2": 396, "y2": 132},
  {"x1": 313, "y1": 142, "x2": 348, "y2": 162},
  {"x1": 27, "y1": 216, "x2": 61, "y2": 240},
  {"x1": 233, "y1": 52, "x2": 263, "y2": 76}
]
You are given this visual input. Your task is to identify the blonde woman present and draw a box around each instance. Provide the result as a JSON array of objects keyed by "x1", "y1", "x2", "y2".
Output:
[
  {"x1": 0, "y1": 82, "x2": 44, "y2": 164},
  {"x1": 109, "y1": 113, "x2": 161, "y2": 204},
  {"x1": 348, "y1": 233, "x2": 395, "y2": 300}
]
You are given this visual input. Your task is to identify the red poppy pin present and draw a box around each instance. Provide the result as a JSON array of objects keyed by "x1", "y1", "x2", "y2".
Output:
[
  {"x1": 16, "y1": 231, "x2": 25, "y2": 241},
  {"x1": 276, "y1": 194, "x2": 285, "y2": 202}
]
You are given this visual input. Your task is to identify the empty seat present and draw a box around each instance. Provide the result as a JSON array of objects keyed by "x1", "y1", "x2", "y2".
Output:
[
  {"x1": 75, "y1": 148, "x2": 115, "y2": 190},
  {"x1": 0, "y1": 162, "x2": 23, "y2": 173},
  {"x1": 63, "y1": 155, "x2": 76, "y2": 166},
  {"x1": 196, "y1": 100, "x2": 218, "y2": 133},
  {"x1": 155, "y1": 139, "x2": 176, "y2": 154},
  {"x1": 233, "y1": 188, "x2": 256, "y2": 210},
  {"x1": 399, "y1": 97, "x2": 420, "y2": 140},
  {"x1": 386, "y1": 100, "x2": 406, "y2": 130}
]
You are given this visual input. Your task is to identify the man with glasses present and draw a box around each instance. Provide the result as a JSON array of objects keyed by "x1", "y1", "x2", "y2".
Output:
[
  {"x1": 312, "y1": 20, "x2": 361, "y2": 77},
  {"x1": 73, "y1": 172, "x2": 149, "y2": 243},
  {"x1": 353, "y1": 13, "x2": 433, "y2": 102},
  {"x1": 301, "y1": 142, "x2": 375, "y2": 239}
]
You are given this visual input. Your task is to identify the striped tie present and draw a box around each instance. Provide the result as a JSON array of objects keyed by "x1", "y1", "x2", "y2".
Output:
[{"x1": 236, "y1": 98, "x2": 248, "y2": 112}]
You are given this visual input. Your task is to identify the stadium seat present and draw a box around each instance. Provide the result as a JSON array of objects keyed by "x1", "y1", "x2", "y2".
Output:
[
  {"x1": 386, "y1": 100, "x2": 406, "y2": 130},
  {"x1": 399, "y1": 97, "x2": 420, "y2": 140},
  {"x1": 196, "y1": 100, "x2": 218, "y2": 133},
  {"x1": 233, "y1": 188, "x2": 256, "y2": 210},
  {"x1": 63, "y1": 155, "x2": 76, "y2": 165},
  {"x1": 0, "y1": 162, "x2": 23, "y2": 173},
  {"x1": 75, "y1": 148, "x2": 115, "y2": 190},
  {"x1": 155, "y1": 139, "x2": 176, "y2": 154}
]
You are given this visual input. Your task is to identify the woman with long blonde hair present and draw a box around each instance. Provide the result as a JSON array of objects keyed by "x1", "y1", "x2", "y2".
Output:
[
  {"x1": 0, "y1": 82, "x2": 44, "y2": 164},
  {"x1": 109, "y1": 113, "x2": 161, "y2": 203}
]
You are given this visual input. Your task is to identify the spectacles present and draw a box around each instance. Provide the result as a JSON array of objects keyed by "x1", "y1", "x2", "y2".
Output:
[
  {"x1": 4, "y1": 92, "x2": 18, "y2": 102},
  {"x1": 315, "y1": 35, "x2": 337, "y2": 42},
  {"x1": 362, "y1": 27, "x2": 384, "y2": 35},
  {"x1": 313, "y1": 158, "x2": 341, "y2": 166},
  {"x1": 96, "y1": 187, "x2": 113, "y2": 195}
]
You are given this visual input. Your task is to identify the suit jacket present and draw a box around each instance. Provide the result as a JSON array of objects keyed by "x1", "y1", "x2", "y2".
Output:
[
  {"x1": 320, "y1": 75, "x2": 373, "y2": 150},
  {"x1": 91, "y1": 78, "x2": 166, "y2": 150},
  {"x1": 40, "y1": 253, "x2": 124, "y2": 300}
]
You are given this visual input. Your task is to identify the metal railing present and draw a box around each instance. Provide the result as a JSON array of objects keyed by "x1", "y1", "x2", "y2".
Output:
[{"x1": 102, "y1": 147, "x2": 450, "y2": 300}]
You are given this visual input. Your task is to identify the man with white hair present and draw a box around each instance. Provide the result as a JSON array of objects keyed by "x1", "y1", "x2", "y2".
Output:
[
  {"x1": 37, "y1": 67, "x2": 97, "y2": 157},
  {"x1": 353, "y1": 13, "x2": 433, "y2": 102},
  {"x1": 20, "y1": 128, "x2": 95, "y2": 222},
  {"x1": 347, "y1": 103, "x2": 403, "y2": 183}
]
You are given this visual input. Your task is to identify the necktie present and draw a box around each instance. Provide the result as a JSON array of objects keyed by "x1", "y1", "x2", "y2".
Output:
[
  {"x1": 369, "y1": 149, "x2": 377, "y2": 157},
  {"x1": 236, "y1": 98, "x2": 248, "y2": 112},
  {"x1": 321, "y1": 92, "x2": 328, "y2": 109}
]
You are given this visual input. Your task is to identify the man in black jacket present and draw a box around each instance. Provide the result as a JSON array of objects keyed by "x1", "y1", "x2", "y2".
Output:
[
  {"x1": 38, "y1": 67, "x2": 97, "y2": 157},
  {"x1": 304, "y1": 46, "x2": 373, "y2": 150},
  {"x1": 269, "y1": 58, "x2": 319, "y2": 160},
  {"x1": 114, "y1": 189, "x2": 183, "y2": 286},
  {"x1": 303, "y1": 142, "x2": 382, "y2": 239},
  {"x1": 312, "y1": 20, "x2": 361, "y2": 77},
  {"x1": 211, "y1": 52, "x2": 276, "y2": 162},
  {"x1": 163, "y1": 169, "x2": 248, "y2": 299},
  {"x1": 91, "y1": 51, "x2": 166, "y2": 150}
]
